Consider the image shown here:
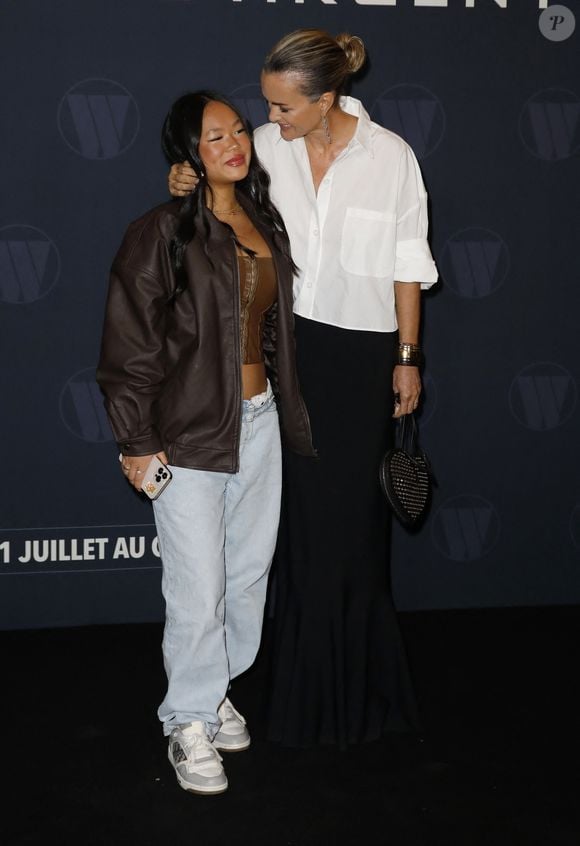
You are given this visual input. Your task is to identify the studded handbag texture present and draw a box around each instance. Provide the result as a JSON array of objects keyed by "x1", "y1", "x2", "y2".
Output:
[{"x1": 379, "y1": 413, "x2": 432, "y2": 529}]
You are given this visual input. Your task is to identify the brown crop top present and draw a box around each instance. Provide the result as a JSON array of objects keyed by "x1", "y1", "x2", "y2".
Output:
[{"x1": 238, "y1": 254, "x2": 277, "y2": 365}]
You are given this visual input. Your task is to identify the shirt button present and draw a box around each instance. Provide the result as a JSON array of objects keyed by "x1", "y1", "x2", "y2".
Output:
[
  {"x1": 306, "y1": 283, "x2": 312, "y2": 288},
  {"x1": 313, "y1": 229, "x2": 319, "y2": 236}
]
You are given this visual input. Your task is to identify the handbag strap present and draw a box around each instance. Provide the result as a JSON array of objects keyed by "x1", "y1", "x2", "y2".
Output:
[
  {"x1": 395, "y1": 412, "x2": 435, "y2": 482},
  {"x1": 397, "y1": 412, "x2": 419, "y2": 455}
]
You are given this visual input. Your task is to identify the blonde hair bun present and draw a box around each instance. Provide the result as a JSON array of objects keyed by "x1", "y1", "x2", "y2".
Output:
[
  {"x1": 336, "y1": 33, "x2": 366, "y2": 75},
  {"x1": 263, "y1": 29, "x2": 366, "y2": 100}
]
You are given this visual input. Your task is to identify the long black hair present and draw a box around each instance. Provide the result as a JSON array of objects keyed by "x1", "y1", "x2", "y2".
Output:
[{"x1": 162, "y1": 90, "x2": 295, "y2": 299}]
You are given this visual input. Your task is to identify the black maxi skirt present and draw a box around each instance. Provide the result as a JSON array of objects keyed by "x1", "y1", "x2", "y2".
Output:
[{"x1": 267, "y1": 315, "x2": 420, "y2": 748}]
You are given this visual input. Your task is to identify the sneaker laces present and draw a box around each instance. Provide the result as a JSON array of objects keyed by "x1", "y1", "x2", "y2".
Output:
[{"x1": 178, "y1": 730, "x2": 223, "y2": 771}]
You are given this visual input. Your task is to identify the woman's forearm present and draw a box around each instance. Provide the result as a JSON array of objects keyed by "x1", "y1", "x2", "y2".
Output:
[{"x1": 393, "y1": 281, "x2": 421, "y2": 344}]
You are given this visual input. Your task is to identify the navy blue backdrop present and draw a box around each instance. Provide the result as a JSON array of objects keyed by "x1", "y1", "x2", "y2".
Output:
[{"x1": 1, "y1": 0, "x2": 579, "y2": 629}]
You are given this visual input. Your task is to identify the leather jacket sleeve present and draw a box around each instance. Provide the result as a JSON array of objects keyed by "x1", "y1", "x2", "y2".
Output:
[
  {"x1": 262, "y1": 301, "x2": 280, "y2": 401},
  {"x1": 96, "y1": 220, "x2": 173, "y2": 456}
]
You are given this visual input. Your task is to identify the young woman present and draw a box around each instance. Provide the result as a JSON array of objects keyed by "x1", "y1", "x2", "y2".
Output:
[
  {"x1": 169, "y1": 30, "x2": 438, "y2": 749},
  {"x1": 97, "y1": 91, "x2": 314, "y2": 794}
]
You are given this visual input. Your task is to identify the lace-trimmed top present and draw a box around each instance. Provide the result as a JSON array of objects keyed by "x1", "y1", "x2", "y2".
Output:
[{"x1": 238, "y1": 254, "x2": 277, "y2": 364}]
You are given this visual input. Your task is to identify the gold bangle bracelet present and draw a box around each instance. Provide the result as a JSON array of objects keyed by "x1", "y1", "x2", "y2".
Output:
[{"x1": 397, "y1": 343, "x2": 423, "y2": 366}]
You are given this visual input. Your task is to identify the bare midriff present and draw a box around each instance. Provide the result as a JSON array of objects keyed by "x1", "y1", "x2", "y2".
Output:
[{"x1": 242, "y1": 362, "x2": 268, "y2": 400}]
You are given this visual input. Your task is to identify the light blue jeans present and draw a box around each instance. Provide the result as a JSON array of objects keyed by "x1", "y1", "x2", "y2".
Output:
[{"x1": 153, "y1": 383, "x2": 281, "y2": 737}]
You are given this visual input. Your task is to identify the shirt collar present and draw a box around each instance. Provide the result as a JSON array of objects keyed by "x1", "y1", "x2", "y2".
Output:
[
  {"x1": 270, "y1": 96, "x2": 374, "y2": 157},
  {"x1": 339, "y1": 96, "x2": 374, "y2": 158}
]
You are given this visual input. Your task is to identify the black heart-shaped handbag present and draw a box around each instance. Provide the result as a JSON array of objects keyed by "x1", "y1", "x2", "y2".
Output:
[{"x1": 379, "y1": 413, "x2": 433, "y2": 529}]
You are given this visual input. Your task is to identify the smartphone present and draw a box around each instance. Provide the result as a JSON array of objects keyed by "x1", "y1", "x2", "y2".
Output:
[{"x1": 140, "y1": 456, "x2": 173, "y2": 500}]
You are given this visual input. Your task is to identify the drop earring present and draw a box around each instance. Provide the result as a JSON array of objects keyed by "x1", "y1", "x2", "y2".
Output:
[{"x1": 321, "y1": 111, "x2": 332, "y2": 145}]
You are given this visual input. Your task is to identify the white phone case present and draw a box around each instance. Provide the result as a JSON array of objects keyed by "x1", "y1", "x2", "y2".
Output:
[{"x1": 140, "y1": 456, "x2": 173, "y2": 500}]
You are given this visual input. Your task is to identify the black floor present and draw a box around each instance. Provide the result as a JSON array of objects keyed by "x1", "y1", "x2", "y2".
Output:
[{"x1": 4, "y1": 606, "x2": 580, "y2": 846}]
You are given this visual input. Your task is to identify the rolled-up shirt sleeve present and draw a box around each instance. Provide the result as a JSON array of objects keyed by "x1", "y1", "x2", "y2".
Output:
[{"x1": 394, "y1": 145, "x2": 438, "y2": 289}]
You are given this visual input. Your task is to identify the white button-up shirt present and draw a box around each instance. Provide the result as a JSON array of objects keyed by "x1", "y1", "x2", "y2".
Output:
[{"x1": 254, "y1": 97, "x2": 438, "y2": 333}]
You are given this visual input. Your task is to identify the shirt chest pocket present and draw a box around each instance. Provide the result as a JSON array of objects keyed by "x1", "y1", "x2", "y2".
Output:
[{"x1": 340, "y1": 207, "x2": 395, "y2": 278}]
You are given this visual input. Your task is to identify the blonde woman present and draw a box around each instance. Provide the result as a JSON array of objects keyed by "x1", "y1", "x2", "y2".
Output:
[{"x1": 169, "y1": 30, "x2": 438, "y2": 748}]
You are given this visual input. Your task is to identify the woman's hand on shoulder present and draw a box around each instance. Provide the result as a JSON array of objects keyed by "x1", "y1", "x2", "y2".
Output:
[
  {"x1": 168, "y1": 162, "x2": 198, "y2": 197},
  {"x1": 120, "y1": 452, "x2": 169, "y2": 492}
]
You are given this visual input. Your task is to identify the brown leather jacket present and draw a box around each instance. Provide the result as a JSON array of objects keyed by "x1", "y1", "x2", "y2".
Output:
[{"x1": 97, "y1": 195, "x2": 314, "y2": 472}]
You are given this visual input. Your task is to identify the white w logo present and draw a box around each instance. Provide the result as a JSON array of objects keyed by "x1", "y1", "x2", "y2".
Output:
[
  {"x1": 372, "y1": 86, "x2": 445, "y2": 159},
  {"x1": 0, "y1": 241, "x2": 49, "y2": 302},
  {"x1": 59, "y1": 79, "x2": 139, "y2": 160},
  {"x1": 527, "y1": 101, "x2": 580, "y2": 160},
  {"x1": 447, "y1": 240, "x2": 502, "y2": 297},
  {"x1": 439, "y1": 506, "x2": 494, "y2": 561},
  {"x1": 0, "y1": 227, "x2": 59, "y2": 304},
  {"x1": 66, "y1": 95, "x2": 131, "y2": 159},
  {"x1": 433, "y1": 496, "x2": 500, "y2": 562},
  {"x1": 520, "y1": 90, "x2": 580, "y2": 161},
  {"x1": 376, "y1": 99, "x2": 438, "y2": 159},
  {"x1": 510, "y1": 364, "x2": 577, "y2": 431},
  {"x1": 515, "y1": 374, "x2": 573, "y2": 430},
  {"x1": 60, "y1": 373, "x2": 113, "y2": 443},
  {"x1": 441, "y1": 228, "x2": 508, "y2": 299}
]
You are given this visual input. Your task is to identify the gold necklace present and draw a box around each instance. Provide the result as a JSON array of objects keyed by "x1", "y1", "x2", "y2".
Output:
[{"x1": 211, "y1": 203, "x2": 242, "y2": 215}]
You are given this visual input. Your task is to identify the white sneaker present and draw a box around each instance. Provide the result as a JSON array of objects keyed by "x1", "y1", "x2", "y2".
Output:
[
  {"x1": 168, "y1": 721, "x2": 228, "y2": 794},
  {"x1": 213, "y1": 698, "x2": 251, "y2": 752}
]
